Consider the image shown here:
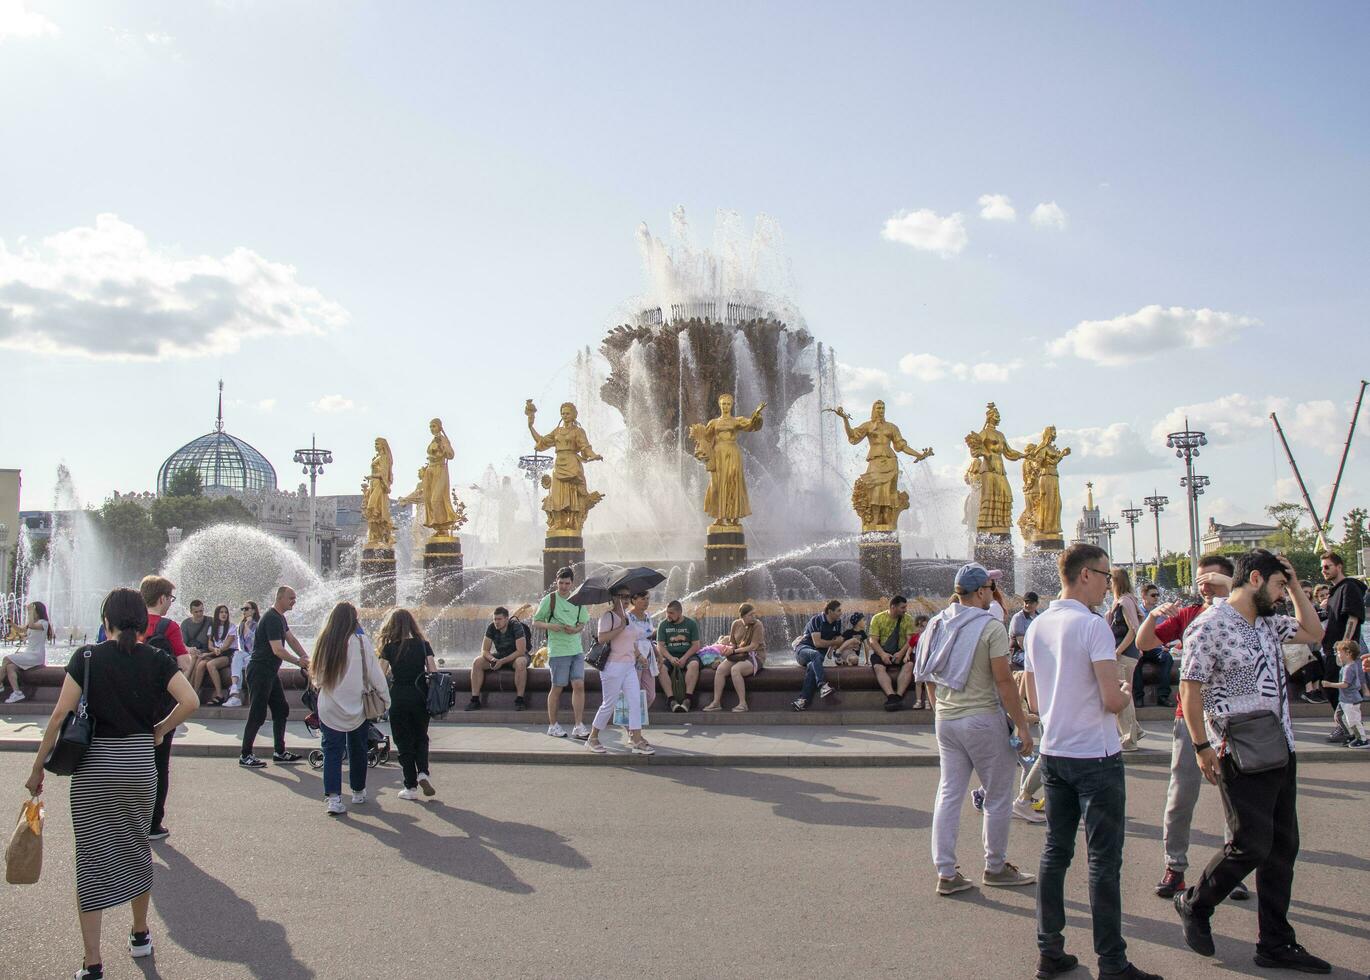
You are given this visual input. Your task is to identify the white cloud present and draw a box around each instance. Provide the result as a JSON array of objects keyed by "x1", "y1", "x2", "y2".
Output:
[
  {"x1": 256, "y1": 398, "x2": 277, "y2": 414},
  {"x1": 311, "y1": 395, "x2": 354, "y2": 414},
  {"x1": 1030, "y1": 201, "x2": 1068, "y2": 229},
  {"x1": 109, "y1": 27, "x2": 175, "y2": 46},
  {"x1": 144, "y1": 31, "x2": 173, "y2": 45},
  {"x1": 1039, "y1": 422, "x2": 1167, "y2": 475},
  {"x1": 970, "y1": 360, "x2": 1022, "y2": 383},
  {"x1": 897, "y1": 353, "x2": 1022, "y2": 384},
  {"x1": 898, "y1": 353, "x2": 957, "y2": 381},
  {"x1": 0, "y1": 213, "x2": 348, "y2": 360},
  {"x1": 880, "y1": 209, "x2": 968, "y2": 256},
  {"x1": 836, "y1": 361, "x2": 890, "y2": 394},
  {"x1": 1153, "y1": 394, "x2": 1352, "y2": 457},
  {"x1": 977, "y1": 193, "x2": 1016, "y2": 222},
  {"x1": 1050, "y1": 304, "x2": 1256, "y2": 366},
  {"x1": 0, "y1": 0, "x2": 58, "y2": 39}
]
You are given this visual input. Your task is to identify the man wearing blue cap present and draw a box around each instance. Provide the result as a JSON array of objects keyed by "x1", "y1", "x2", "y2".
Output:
[{"x1": 915, "y1": 561, "x2": 1036, "y2": 896}]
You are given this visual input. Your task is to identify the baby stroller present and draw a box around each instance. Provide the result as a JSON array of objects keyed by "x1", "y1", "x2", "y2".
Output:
[{"x1": 308, "y1": 720, "x2": 392, "y2": 770}]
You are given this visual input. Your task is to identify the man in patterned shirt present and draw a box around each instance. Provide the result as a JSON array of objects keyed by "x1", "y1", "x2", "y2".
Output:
[{"x1": 1173, "y1": 549, "x2": 1328, "y2": 974}]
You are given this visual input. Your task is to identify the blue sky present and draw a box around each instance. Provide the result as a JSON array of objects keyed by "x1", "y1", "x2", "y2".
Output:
[{"x1": 2, "y1": 1, "x2": 1367, "y2": 554}]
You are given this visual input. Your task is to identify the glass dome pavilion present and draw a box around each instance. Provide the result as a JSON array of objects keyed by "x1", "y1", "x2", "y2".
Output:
[{"x1": 157, "y1": 382, "x2": 278, "y2": 496}]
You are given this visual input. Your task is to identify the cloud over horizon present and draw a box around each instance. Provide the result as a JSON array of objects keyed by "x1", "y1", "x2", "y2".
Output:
[
  {"x1": 880, "y1": 209, "x2": 968, "y2": 256},
  {"x1": 1050, "y1": 304, "x2": 1256, "y2": 366},
  {"x1": 978, "y1": 193, "x2": 1016, "y2": 221},
  {"x1": 0, "y1": 0, "x2": 58, "y2": 40}
]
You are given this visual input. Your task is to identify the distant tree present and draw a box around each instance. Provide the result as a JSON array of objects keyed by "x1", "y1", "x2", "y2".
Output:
[
  {"x1": 165, "y1": 468, "x2": 203, "y2": 498},
  {"x1": 1342, "y1": 507, "x2": 1367, "y2": 573},
  {"x1": 94, "y1": 498, "x2": 167, "y2": 580},
  {"x1": 150, "y1": 492, "x2": 257, "y2": 538}
]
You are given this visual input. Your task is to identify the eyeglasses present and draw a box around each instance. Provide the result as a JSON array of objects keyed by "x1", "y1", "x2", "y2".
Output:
[
  {"x1": 613, "y1": 593, "x2": 630, "y2": 600},
  {"x1": 630, "y1": 592, "x2": 648, "y2": 600},
  {"x1": 1085, "y1": 566, "x2": 1111, "y2": 580}
]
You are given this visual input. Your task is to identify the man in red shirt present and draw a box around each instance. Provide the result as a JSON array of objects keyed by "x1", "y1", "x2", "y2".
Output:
[
  {"x1": 1136, "y1": 555, "x2": 1246, "y2": 901},
  {"x1": 140, "y1": 575, "x2": 189, "y2": 841}
]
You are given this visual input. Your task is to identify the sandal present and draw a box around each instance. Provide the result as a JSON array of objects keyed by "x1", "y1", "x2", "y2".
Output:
[
  {"x1": 702, "y1": 703, "x2": 722, "y2": 712},
  {"x1": 631, "y1": 740, "x2": 656, "y2": 755},
  {"x1": 730, "y1": 703, "x2": 749, "y2": 712},
  {"x1": 208, "y1": 696, "x2": 227, "y2": 707}
]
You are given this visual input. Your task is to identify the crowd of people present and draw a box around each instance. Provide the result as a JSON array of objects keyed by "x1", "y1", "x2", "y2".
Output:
[{"x1": 11, "y1": 547, "x2": 1367, "y2": 979}]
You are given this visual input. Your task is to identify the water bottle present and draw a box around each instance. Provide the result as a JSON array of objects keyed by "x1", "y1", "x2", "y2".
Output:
[{"x1": 1010, "y1": 735, "x2": 1037, "y2": 772}]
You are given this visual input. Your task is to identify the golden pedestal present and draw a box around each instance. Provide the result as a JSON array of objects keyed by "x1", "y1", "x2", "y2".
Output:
[
  {"x1": 705, "y1": 524, "x2": 748, "y2": 602},
  {"x1": 858, "y1": 530, "x2": 901, "y2": 597},
  {"x1": 360, "y1": 547, "x2": 397, "y2": 609},
  {"x1": 543, "y1": 532, "x2": 585, "y2": 591},
  {"x1": 422, "y1": 537, "x2": 464, "y2": 606}
]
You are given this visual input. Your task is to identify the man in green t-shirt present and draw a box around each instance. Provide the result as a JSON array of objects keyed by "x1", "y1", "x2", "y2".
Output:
[
  {"x1": 655, "y1": 600, "x2": 702, "y2": 712},
  {"x1": 869, "y1": 595, "x2": 916, "y2": 710},
  {"x1": 533, "y1": 567, "x2": 591, "y2": 739}
]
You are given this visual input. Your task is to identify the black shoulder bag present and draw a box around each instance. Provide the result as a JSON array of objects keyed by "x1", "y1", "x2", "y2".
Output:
[
  {"x1": 586, "y1": 611, "x2": 617, "y2": 671},
  {"x1": 44, "y1": 647, "x2": 95, "y2": 776},
  {"x1": 1224, "y1": 629, "x2": 1291, "y2": 775}
]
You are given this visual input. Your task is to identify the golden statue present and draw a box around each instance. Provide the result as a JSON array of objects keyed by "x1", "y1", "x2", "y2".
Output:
[
  {"x1": 690, "y1": 393, "x2": 764, "y2": 529},
  {"x1": 525, "y1": 400, "x2": 604, "y2": 535},
  {"x1": 360, "y1": 437, "x2": 395, "y2": 548},
  {"x1": 1022, "y1": 426, "x2": 1071, "y2": 545},
  {"x1": 830, "y1": 400, "x2": 933, "y2": 532},
  {"x1": 964, "y1": 402, "x2": 1023, "y2": 536},
  {"x1": 417, "y1": 418, "x2": 459, "y2": 539}
]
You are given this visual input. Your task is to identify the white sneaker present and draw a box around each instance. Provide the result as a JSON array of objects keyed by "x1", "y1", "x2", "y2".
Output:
[
  {"x1": 547, "y1": 722, "x2": 567, "y2": 738},
  {"x1": 570, "y1": 723, "x2": 591, "y2": 740},
  {"x1": 4, "y1": 690, "x2": 25, "y2": 704},
  {"x1": 176, "y1": 723, "x2": 189, "y2": 736},
  {"x1": 350, "y1": 790, "x2": 367, "y2": 804},
  {"x1": 222, "y1": 695, "x2": 242, "y2": 707},
  {"x1": 417, "y1": 772, "x2": 435, "y2": 797},
  {"x1": 397, "y1": 787, "x2": 420, "y2": 801},
  {"x1": 326, "y1": 795, "x2": 346, "y2": 816},
  {"x1": 818, "y1": 682, "x2": 835, "y2": 699},
  {"x1": 128, "y1": 929, "x2": 153, "y2": 958},
  {"x1": 1013, "y1": 798, "x2": 1047, "y2": 823}
]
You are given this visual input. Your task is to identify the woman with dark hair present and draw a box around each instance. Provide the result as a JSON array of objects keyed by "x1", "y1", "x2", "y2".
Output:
[
  {"x1": 223, "y1": 601, "x2": 260, "y2": 708},
  {"x1": 377, "y1": 608, "x2": 437, "y2": 801},
  {"x1": 24, "y1": 588, "x2": 199, "y2": 980},
  {"x1": 312, "y1": 602, "x2": 390, "y2": 816},
  {"x1": 189, "y1": 605, "x2": 235, "y2": 705},
  {"x1": 1108, "y1": 567, "x2": 1145, "y2": 750},
  {"x1": 4, "y1": 600, "x2": 56, "y2": 703}
]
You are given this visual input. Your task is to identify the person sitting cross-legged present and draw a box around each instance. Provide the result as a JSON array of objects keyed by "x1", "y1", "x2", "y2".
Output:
[
  {"x1": 467, "y1": 606, "x2": 530, "y2": 711},
  {"x1": 868, "y1": 595, "x2": 916, "y2": 710}
]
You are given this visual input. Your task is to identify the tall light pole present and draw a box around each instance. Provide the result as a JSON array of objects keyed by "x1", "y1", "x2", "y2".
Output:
[
  {"x1": 1122, "y1": 503, "x2": 1143, "y2": 579},
  {"x1": 294, "y1": 434, "x2": 333, "y2": 573},
  {"x1": 1167, "y1": 418, "x2": 1208, "y2": 588},
  {"x1": 1181, "y1": 474, "x2": 1211, "y2": 561},
  {"x1": 1100, "y1": 518, "x2": 1119, "y2": 563},
  {"x1": 1144, "y1": 491, "x2": 1169, "y2": 584}
]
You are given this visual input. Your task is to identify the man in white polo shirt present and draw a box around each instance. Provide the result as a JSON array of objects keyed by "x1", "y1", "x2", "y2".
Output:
[{"x1": 1025, "y1": 544, "x2": 1160, "y2": 980}]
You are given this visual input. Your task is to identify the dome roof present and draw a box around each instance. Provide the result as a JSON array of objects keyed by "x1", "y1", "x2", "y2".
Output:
[{"x1": 157, "y1": 383, "x2": 278, "y2": 495}]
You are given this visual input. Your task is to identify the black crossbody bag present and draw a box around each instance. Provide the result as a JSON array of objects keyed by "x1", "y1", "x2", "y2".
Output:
[
  {"x1": 1224, "y1": 631, "x2": 1291, "y2": 775},
  {"x1": 45, "y1": 647, "x2": 95, "y2": 776},
  {"x1": 586, "y1": 611, "x2": 618, "y2": 671}
]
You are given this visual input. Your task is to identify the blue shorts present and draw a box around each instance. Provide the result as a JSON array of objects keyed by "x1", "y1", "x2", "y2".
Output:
[{"x1": 549, "y1": 653, "x2": 585, "y2": 686}]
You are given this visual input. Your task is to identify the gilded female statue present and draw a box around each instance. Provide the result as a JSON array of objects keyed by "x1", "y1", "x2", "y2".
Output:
[
  {"x1": 361, "y1": 437, "x2": 394, "y2": 548},
  {"x1": 1025, "y1": 425, "x2": 1071, "y2": 543},
  {"x1": 963, "y1": 402, "x2": 1023, "y2": 536},
  {"x1": 525, "y1": 400, "x2": 604, "y2": 534},
  {"x1": 419, "y1": 418, "x2": 459, "y2": 538},
  {"x1": 689, "y1": 393, "x2": 765, "y2": 527},
  {"x1": 830, "y1": 400, "x2": 933, "y2": 532}
]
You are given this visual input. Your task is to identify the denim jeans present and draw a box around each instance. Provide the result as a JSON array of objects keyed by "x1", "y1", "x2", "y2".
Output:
[
  {"x1": 320, "y1": 721, "x2": 369, "y2": 798},
  {"x1": 795, "y1": 645, "x2": 826, "y2": 701},
  {"x1": 1037, "y1": 753, "x2": 1128, "y2": 974},
  {"x1": 1132, "y1": 646, "x2": 1174, "y2": 704}
]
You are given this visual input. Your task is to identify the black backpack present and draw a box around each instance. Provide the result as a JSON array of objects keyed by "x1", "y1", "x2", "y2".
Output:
[{"x1": 144, "y1": 618, "x2": 175, "y2": 657}]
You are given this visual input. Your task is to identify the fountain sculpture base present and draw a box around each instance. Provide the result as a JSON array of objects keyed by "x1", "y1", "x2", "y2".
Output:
[
  {"x1": 705, "y1": 525, "x2": 748, "y2": 602},
  {"x1": 858, "y1": 531, "x2": 901, "y2": 597},
  {"x1": 360, "y1": 547, "x2": 397, "y2": 608},
  {"x1": 422, "y1": 538, "x2": 464, "y2": 606},
  {"x1": 543, "y1": 534, "x2": 585, "y2": 591},
  {"x1": 974, "y1": 532, "x2": 1015, "y2": 595}
]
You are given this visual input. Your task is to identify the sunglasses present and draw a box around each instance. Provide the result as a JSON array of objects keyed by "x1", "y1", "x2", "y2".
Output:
[{"x1": 630, "y1": 592, "x2": 648, "y2": 599}]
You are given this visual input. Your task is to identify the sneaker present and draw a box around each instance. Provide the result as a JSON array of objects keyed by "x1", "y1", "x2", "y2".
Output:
[
  {"x1": 1013, "y1": 798, "x2": 1047, "y2": 823},
  {"x1": 936, "y1": 871, "x2": 975, "y2": 896},
  {"x1": 680, "y1": 696, "x2": 692, "y2": 712},
  {"x1": 570, "y1": 724, "x2": 591, "y2": 740},
  {"x1": 547, "y1": 723, "x2": 568, "y2": 738},
  {"x1": 971, "y1": 787, "x2": 985, "y2": 811},
  {"x1": 1174, "y1": 893, "x2": 1214, "y2": 956},
  {"x1": 1229, "y1": 880, "x2": 1250, "y2": 900},
  {"x1": 1032, "y1": 797, "x2": 1046, "y2": 812},
  {"x1": 791, "y1": 698, "x2": 808, "y2": 711},
  {"x1": 1154, "y1": 868, "x2": 1185, "y2": 898},
  {"x1": 417, "y1": 772, "x2": 435, "y2": 796},
  {"x1": 982, "y1": 862, "x2": 1036, "y2": 887},
  {"x1": 1098, "y1": 966, "x2": 1162, "y2": 980},
  {"x1": 350, "y1": 790, "x2": 366, "y2": 804},
  {"x1": 465, "y1": 697, "x2": 482, "y2": 711},
  {"x1": 1325, "y1": 725, "x2": 1350, "y2": 744},
  {"x1": 1299, "y1": 690, "x2": 1326, "y2": 704},
  {"x1": 818, "y1": 682, "x2": 835, "y2": 699},
  {"x1": 884, "y1": 693, "x2": 902, "y2": 711},
  {"x1": 397, "y1": 787, "x2": 420, "y2": 801},
  {"x1": 75, "y1": 967, "x2": 104, "y2": 979},
  {"x1": 147, "y1": 826, "x2": 169, "y2": 841},
  {"x1": 669, "y1": 698, "x2": 682, "y2": 712},
  {"x1": 1035, "y1": 952, "x2": 1079, "y2": 978},
  {"x1": 4, "y1": 690, "x2": 25, "y2": 703},
  {"x1": 128, "y1": 930, "x2": 153, "y2": 958},
  {"x1": 222, "y1": 695, "x2": 242, "y2": 707},
  {"x1": 273, "y1": 751, "x2": 303, "y2": 763},
  {"x1": 238, "y1": 754, "x2": 267, "y2": 769},
  {"x1": 1253, "y1": 942, "x2": 1331, "y2": 974},
  {"x1": 325, "y1": 795, "x2": 346, "y2": 816},
  {"x1": 1347, "y1": 737, "x2": 1370, "y2": 748},
  {"x1": 513, "y1": 696, "x2": 527, "y2": 711}
]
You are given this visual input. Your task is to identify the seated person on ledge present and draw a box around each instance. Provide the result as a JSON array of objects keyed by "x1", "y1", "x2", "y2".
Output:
[
  {"x1": 467, "y1": 606, "x2": 530, "y2": 710},
  {"x1": 703, "y1": 602, "x2": 767, "y2": 712},
  {"x1": 868, "y1": 595, "x2": 916, "y2": 710},
  {"x1": 656, "y1": 600, "x2": 702, "y2": 712},
  {"x1": 792, "y1": 599, "x2": 845, "y2": 711},
  {"x1": 833, "y1": 612, "x2": 867, "y2": 666}
]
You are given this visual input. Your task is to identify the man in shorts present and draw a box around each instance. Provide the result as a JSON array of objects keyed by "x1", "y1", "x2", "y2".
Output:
[
  {"x1": 466, "y1": 606, "x2": 531, "y2": 711},
  {"x1": 534, "y1": 567, "x2": 590, "y2": 739},
  {"x1": 655, "y1": 600, "x2": 702, "y2": 712}
]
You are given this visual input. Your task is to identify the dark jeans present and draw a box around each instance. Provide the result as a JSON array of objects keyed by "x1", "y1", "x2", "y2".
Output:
[
  {"x1": 388, "y1": 692, "x2": 431, "y2": 789},
  {"x1": 1184, "y1": 752, "x2": 1299, "y2": 952},
  {"x1": 151, "y1": 728, "x2": 173, "y2": 830},
  {"x1": 241, "y1": 661, "x2": 288, "y2": 757},
  {"x1": 1320, "y1": 651, "x2": 1341, "y2": 712},
  {"x1": 796, "y1": 645, "x2": 826, "y2": 701},
  {"x1": 1132, "y1": 647, "x2": 1174, "y2": 704},
  {"x1": 320, "y1": 721, "x2": 369, "y2": 798},
  {"x1": 1038, "y1": 753, "x2": 1128, "y2": 974}
]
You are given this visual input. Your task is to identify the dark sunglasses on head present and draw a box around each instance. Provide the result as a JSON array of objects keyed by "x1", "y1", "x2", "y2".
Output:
[{"x1": 630, "y1": 591, "x2": 648, "y2": 600}]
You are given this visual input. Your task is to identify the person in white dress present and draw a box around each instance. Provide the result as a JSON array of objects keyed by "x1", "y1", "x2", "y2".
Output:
[{"x1": 4, "y1": 601, "x2": 55, "y2": 703}]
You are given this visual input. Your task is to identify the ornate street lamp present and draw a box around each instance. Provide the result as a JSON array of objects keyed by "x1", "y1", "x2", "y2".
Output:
[
  {"x1": 1100, "y1": 518, "x2": 1119, "y2": 562},
  {"x1": 1167, "y1": 419, "x2": 1208, "y2": 587},
  {"x1": 1181, "y1": 474, "x2": 1212, "y2": 562},
  {"x1": 517, "y1": 451, "x2": 554, "y2": 519},
  {"x1": 1121, "y1": 503, "x2": 1143, "y2": 580},
  {"x1": 293, "y1": 435, "x2": 333, "y2": 572},
  {"x1": 1144, "y1": 492, "x2": 1169, "y2": 583}
]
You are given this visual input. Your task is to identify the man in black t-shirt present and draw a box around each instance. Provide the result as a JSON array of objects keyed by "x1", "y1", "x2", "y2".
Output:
[
  {"x1": 240, "y1": 586, "x2": 311, "y2": 768},
  {"x1": 467, "y1": 606, "x2": 530, "y2": 710},
  {"x1": 1320, "y1": 551, "x2": 1366, "y2": 742}
]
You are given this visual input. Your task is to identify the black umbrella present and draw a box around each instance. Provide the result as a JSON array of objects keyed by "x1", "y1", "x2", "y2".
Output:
[
  {"x1": 567, "y1": 571, "x2": 620, "y2": 607},
  {"x1": 609, "y1": 566, "x2": 667, "y2": 596}
]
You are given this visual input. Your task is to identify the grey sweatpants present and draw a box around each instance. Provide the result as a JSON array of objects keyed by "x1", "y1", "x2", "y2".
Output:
[
  {"x1": 932, "y1": 711, "x2": 1019, "y2": 878},
  {"x1": 1162, "y1": 716, "x2": 1232, "y2": 872}
]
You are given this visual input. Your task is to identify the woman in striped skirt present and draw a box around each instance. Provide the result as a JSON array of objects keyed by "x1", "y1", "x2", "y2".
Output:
[{"x1": 26, "y1": 587, "x2": 199, "y2": 980}]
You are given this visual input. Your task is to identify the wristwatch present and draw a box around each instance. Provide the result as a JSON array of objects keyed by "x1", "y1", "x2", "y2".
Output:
[{"x1": 1192, "y1": 740, "x2": 1211, "y2": 753}]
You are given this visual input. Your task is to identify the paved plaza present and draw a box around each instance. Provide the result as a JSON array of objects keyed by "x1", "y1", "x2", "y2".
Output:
[{"x1": 2, "y1": 752, "x2": 1367, "y2": 979}]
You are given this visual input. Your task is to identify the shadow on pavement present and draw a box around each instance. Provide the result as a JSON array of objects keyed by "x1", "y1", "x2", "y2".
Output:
[{"x1": 152, "y1": 844, "x2": 315, "y2": 980}]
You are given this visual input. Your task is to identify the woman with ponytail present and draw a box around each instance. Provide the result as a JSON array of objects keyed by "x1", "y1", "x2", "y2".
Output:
[{"x1": 24, "y1": 588, "x2": 199, "y2": 980}]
